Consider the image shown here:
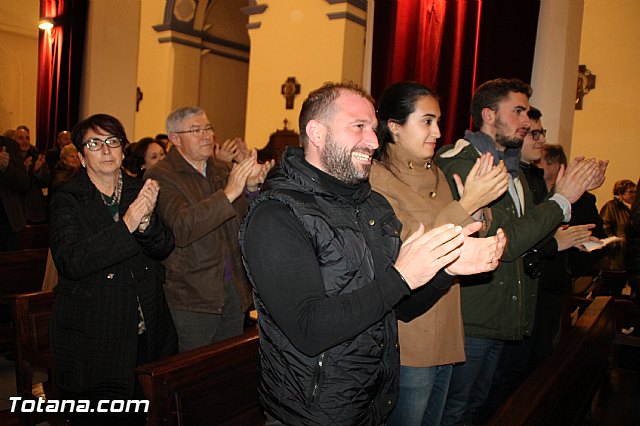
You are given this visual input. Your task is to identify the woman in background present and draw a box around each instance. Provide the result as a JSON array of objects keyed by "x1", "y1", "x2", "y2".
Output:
[
  {"x1": 43, "y1": 144, "x2": 83, "y2": 291},
  {"x1": 625, "y1": 178, "x2": 640, "y2": 314},
  {"x1": 49, "y1": 114, "x2": 177, "y2": 425},
  {"x1": 50, "y1": 143, "x2": 81, "y2": 191},
  {"x1": 124, "y1": 137, "x2": 167, "y2": 178},
  {"x1": 370, "y1": 81, "x2": 508, "y2": 426},
  {"x1": 600, "y1": 179, "x2": 636, "y2": 295}
]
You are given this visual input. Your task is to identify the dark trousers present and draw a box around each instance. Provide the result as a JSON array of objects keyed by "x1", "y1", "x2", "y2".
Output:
[
  {"x1": 60, "y1": 333, "x2": 149, "y2": 426},
  {"x1": 0, "y1": 201, "x2": 20, "y2": 251},
  {"x1": 474, "y1": 337, "x2": 533, "y2": 423}
]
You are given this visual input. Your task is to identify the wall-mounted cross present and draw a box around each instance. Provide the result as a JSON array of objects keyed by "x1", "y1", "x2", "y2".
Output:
[{"x1": 281, "y1": 76, "x2": 300, "y2": 110}]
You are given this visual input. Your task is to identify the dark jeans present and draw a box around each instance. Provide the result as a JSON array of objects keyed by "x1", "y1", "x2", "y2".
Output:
[
  {"x1": 475, "y1": 337, "x2": 533, "y2": 423},
  {"x1": 441, "y1": 337, "x2": 504, "y2": 426},
  {"x1": 387, "y1": 364, "x2": 453, "y2": 426}
]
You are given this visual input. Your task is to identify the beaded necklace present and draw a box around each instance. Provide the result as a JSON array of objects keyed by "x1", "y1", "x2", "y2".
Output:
[{"x1": 99, "y1": 169, "x2": 123, "y2": 221}]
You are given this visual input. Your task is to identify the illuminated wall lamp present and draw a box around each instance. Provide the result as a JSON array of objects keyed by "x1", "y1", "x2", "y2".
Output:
[{"x1": 38, "y1": 18, "x2": 54, "y2": 31}]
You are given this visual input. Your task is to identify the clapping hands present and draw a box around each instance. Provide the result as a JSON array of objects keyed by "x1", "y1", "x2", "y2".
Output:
[{"x1": 123, "y1": 179, "x2": 160, "y2": 233}]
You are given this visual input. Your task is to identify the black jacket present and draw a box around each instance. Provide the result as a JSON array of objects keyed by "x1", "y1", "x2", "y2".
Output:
[
  {"x1": 50, "y1": 169, "x2": 177, "y2": 401},
  {"x1": 240, "y1": 148, "x2": 451, "y2": 425},
  {"x1": 626, "y1": 199, "x2": 640, "y2": 290},
  {"x1": 600, "y1": 197, "x2": 630, "y2": 271}
]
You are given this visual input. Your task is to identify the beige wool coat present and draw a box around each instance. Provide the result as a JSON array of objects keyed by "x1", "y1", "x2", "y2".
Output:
[{"x1": 370, "y1": 143, "x2": 473, "y2": 367}]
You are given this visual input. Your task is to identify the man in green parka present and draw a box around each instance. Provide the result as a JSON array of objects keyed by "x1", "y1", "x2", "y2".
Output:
[{"x1": 436, "y1": 78, "x2": 605, "y2": 425}]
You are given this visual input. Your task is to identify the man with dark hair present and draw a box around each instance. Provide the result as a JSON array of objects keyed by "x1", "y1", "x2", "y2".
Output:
[
  {"x1": 480, "y1": 108, "x2": 603, "y2": 419},
  {"x1": 520, "y1": 106, "x2": 546, "y2": 202},
  {"x1": 240, "y1": 82, "x2": 505, "y2": 425},
  {"x1": 436, "y1": 78, "x2": 604, "y2": 425}
]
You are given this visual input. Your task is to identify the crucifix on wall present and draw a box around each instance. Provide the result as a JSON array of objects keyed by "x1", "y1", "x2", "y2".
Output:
[{"x1": 281, "y1": 76, "x2": 300, "y2": 110}]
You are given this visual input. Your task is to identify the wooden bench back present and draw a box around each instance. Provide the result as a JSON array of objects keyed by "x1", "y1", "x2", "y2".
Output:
[
  {"x1": 19, "y1": 224, "x2": 49, "y2": 250},
  {"x1": 136, "y1": 327, "x2": 264, "y2": 426},
  {"x1": 10, "y1": 291, "x2": 56, "y2": 398},
  {"x1": 490, "y1": 296, "x2": 615, "y2": 425},
  {"x1": 0, "y1": 248, "x2": 48, "y2": 296}
]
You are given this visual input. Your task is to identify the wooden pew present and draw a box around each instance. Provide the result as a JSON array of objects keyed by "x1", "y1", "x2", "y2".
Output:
[
  {"x1": 10, "y1": 291, "x2": 56, "y2": 399},
  {"x1": 136, "y1": 327, "x2": 264, "y2": 426},
  {"x1": 490, "y1": 296, "x2": 615, "y2": 425},
  {"x1": 7, "y1": 291, "x2": 66, "y2": 426},
  {"x1": 19, "y1": 224, "x2": 49, "y2": 250},
  {"x1": 257, "y1": 126, "x2": 299, "y2": 164},
  {"x1": 0, "y1": 248, "x2": 49, "y2": 350},
  {"x1": 0, "y1": 248, "x2": 48, "y2": 296}
]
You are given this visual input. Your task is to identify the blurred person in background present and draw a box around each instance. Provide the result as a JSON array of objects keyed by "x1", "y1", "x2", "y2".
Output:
[
  {"x1": 599, "y1": 179, "x2": 636, "y2": 296},
  {"x1": 125, "y1": 137, "x2": 167, "y2": 178}
]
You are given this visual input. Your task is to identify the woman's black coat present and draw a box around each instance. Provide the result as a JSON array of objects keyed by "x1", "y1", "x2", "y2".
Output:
[{"x1": 49, "y1": 169, "x2": 177, "y2": 401}]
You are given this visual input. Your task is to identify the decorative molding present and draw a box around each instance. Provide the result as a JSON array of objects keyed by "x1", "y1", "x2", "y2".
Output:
[
  {"x1": 158, "y1": 36, "x2": 249, "y2": 63},
  {"x1": 153, "y1": 23, "x2": 195, "y2": 35},
  {"x1": 326, "y1": 0, "x2": 367, "y2": 13},
  {"x1": 327, "y1": 11, "x2": 366, "y2": 27},
  {"x1": 241, "y1": 4, "x2": 268, "y2": 16},
  {"x1": 247, "y1": 22, "x2": 262, "y2": 30},
  {"x1": 158, "y1": 35, "x2": 201, "y2": 49},
  {"x1": 153, "y1": 24, "x2": 249, "y2": 53},
  {"x1": 204, "y1": 34, "x2": 249, "y2": 53},
  {"x1": 205, "y1": 48, "x2": 249, "y2": 63},
  {"x1": 163, "y1": 0, "x2": 176, "y2": 25}
]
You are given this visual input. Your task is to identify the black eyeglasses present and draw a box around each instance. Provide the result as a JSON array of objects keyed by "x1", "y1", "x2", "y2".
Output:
[
  {"x1": 527, "y1": 129, "x2": 547, "y2": 141},
  {"x1": 84, "y1": 137, "x2": 122, "y2": 151},
  {"x1": 172, "y1": 126, "x2": 214, "y2": 137}
]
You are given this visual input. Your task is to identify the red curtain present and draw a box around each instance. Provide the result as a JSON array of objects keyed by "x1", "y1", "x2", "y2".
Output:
[
  {"x1": 372, "y1": 0, "x2": 540, "y2": 147},
  {"x1": 36, "y1": 0, "x2": 86, "y2": 151},
  {"x1": 372, "y1": 0, "x2": 482, "y2": 147}
]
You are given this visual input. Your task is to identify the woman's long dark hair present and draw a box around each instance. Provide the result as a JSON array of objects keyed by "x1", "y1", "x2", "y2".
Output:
[{"x1": 375, "y1": 81, "x2": 438, "y2": 163}]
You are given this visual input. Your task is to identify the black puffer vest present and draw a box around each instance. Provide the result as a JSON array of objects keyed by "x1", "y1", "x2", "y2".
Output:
[{"x1": 239, "y1": 148, "x2": 402, "y2": 425}]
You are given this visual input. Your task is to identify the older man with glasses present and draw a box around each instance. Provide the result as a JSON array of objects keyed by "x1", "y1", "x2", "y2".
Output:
[{"x1": 145, "y1": 106, "x2": 273, "y2": 352}]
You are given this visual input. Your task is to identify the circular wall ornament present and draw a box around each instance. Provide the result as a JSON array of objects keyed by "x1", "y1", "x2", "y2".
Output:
[{"x1": 173, "y1": 0, "x2": 197, "y2": 23}]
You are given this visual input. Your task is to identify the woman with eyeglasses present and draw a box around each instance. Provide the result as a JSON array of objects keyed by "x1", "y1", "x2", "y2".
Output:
[
  {"x1": 49, "y1": 114, "x2": 177, "y2": 425},
  {"x1": 370, "y1": 82, "x2": 508, "y2": 426}
]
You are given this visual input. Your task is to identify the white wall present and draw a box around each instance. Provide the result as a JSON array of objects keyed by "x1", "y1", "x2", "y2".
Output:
[
  {"x1": 571, "y1": 0, "x2": 640, "y2": 208},
  {"x1": 0, "y1": 0, "x2": 38, "y2": 137},
  {"x1": 80, "y1": 0, "x2": 141, "y2": 136}
]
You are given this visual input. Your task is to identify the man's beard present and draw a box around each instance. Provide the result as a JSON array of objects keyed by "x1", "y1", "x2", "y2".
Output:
[
  {"x1": 320, "y1": 131, "x2": 372, "y2": 184},
  {"x1": 495, "y1": 117, "x2": 524, "y2": 149}
]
